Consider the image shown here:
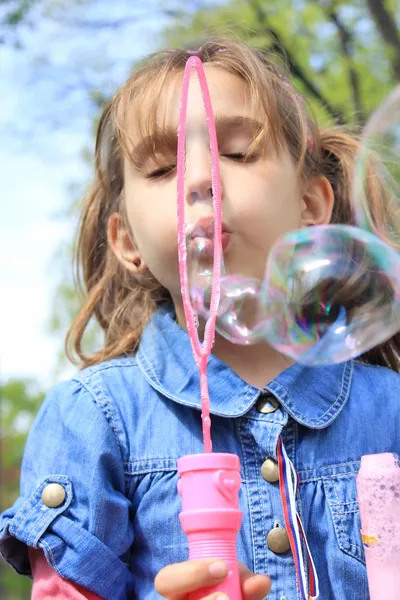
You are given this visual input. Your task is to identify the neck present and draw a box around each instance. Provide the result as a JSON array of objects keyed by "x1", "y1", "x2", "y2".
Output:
[
  {"x1": 212, "y1": 333, "x2": 293, "y2": 388},
  {"x1": 174, "y1": 303, "x2": 293, "y2": 389}
]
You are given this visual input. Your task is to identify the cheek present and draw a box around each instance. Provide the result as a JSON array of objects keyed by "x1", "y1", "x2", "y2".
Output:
[
  {"x1": 126, "y1": 186, "x2": 176, "y2": 240},
  {"x1": 125, "y1": 193, "x2": 179, "y2": 276},
  {"x1": 231, "y1": 167, "x2": 300, "y2": 219},
  {"x1": 256, "y1": 165, "x2": 302, "y2": 218}
]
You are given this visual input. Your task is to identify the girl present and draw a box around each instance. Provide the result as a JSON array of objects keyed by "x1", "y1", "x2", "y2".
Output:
[{"x1": 1, "y1": 37, "x2": 400, "y2": 600}]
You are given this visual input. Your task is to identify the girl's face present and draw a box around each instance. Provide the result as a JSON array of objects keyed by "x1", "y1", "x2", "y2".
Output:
[{"x1": 119, "y1": 66, "x2": 332, "y2": 309}]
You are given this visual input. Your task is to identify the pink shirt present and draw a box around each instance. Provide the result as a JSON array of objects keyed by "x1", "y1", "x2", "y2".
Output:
[{"x1": 29, "y1": 549, "x2": 103, "y2": 600}]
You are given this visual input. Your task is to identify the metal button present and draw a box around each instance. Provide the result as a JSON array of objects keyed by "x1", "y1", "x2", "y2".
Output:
[
  {"x1": 261, "y1": 458, "x2": 279, "y2": 483},
  {"x1": 41, "y1": 483, "x2": 66, "y2": 508},
  {"x1": 256, "y1": 395, "x2": 280, "y2": 414},
  {"x1": 267, "y1": 526, "x2": 290, "y2": 554}
]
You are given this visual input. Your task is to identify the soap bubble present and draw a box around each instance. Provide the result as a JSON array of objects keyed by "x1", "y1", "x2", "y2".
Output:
[
  {"x1": 192, "y1": 275, "x2": 268, "y2": 343},
  {"x1": 353, "y1": 85, "x2": 400, "y2": 249},
  {"x1": 186, "y1": 218, "x2": 226, "y2": 316},
  {"x1": 263, "y1": 225, "x2": 400, "y2": 364}
]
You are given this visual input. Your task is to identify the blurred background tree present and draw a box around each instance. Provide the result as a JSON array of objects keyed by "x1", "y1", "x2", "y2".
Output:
[
  {"x1": 0, "y1": 380, "x2": 45, "y2": 598},
  {"x1": 1, "y1": 0, "x2": 399, "y2": 597}
]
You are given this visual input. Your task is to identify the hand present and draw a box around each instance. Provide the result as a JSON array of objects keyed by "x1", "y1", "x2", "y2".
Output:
[{"x1": 154, "y1": 559, "x2": 271, "y2": 600}]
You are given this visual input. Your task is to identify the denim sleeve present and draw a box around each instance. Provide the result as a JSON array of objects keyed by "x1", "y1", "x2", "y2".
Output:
[{"x1": 0, "y1": 379, "x2": 134, "y2": 600}]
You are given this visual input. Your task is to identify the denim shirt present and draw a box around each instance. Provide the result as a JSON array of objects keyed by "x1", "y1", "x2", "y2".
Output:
[{"x1": 1, "y1": 305, "x2": 400, "y2": 600}]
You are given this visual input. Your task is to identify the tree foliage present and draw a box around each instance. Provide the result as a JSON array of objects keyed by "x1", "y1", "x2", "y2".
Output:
[
  {"x1": 0, "y1": 379, "x2": 45, "y2": 598},
  {"x1": 163, "y1": 0, "x2": 399, "y2": 125}
]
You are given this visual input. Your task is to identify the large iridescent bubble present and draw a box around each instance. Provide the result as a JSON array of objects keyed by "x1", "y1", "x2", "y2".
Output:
[
  {"x1": 263, "y1": 225, "x2": 400, "y2": 364},
  {"x1": 353, "y1": 85, "x2": 400, "y2": 249}
]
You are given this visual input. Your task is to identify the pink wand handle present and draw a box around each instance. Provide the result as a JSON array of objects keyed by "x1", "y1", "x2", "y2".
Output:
[{"x1": 178, "y1": 453, "x2": 243, "y2": 600}]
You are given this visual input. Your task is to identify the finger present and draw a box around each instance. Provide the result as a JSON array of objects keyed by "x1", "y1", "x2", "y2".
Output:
[
  {"x1": 154, "y1": 559, "x2": 228, "y2": 600},
  {"x1": 242, "y1": 574, "x2": 271, "y2": 600},
  {"x1": 239, "y1": 563, "x2": 271, "y2": 600}
]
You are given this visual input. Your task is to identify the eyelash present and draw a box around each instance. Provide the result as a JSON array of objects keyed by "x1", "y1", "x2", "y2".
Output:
[
  {"x1": 146, "y1": 153, "x2": 252, "y2": 180},
  {"x1": 223, "y1": 152, "x2": 246, "y2": 161},
  {"x1": 146, "y1": 165, "x2": 176, "y2": 179}
]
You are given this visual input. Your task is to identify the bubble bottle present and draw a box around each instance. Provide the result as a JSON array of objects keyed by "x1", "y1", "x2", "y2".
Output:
[{"x1": 356, "y1": 453, "x2": 400, "y2": 600}]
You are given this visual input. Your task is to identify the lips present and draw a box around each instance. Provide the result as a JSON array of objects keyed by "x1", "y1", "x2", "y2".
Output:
[
  {"x1": 191, "y1": 216, "x2": 229, "y2": 237},
  {"x1": 189, "y1": 216, "x2": 231, "y2": 251}
]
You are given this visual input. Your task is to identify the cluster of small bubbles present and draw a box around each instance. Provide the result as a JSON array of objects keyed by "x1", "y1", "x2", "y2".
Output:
[{"x1": 191, "y1": 224, "x2": 400, "y2": 365}]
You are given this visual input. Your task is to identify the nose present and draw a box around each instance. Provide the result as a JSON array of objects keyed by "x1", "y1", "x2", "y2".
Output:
[
  {"x1": 189, "y1": 187, "x2": 213, "y2": 203},
  {"x1": 185, "y1": 146, "x2": 223, "y2": 205}
]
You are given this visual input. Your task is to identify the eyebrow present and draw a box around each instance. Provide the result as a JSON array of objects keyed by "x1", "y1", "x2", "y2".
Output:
[{"x1": 130, "y1": 115, "x2": 263, "y2": 169}]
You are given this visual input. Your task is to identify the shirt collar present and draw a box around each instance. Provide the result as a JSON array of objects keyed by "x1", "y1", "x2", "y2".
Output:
[{"x1": 136, "y1": 305, "x2": 353, "y2": 429}]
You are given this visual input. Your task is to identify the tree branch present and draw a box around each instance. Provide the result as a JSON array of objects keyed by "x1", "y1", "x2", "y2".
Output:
[
  {"x1": 247, "y1": 0, "x2": 345, "y2": 123},
  {"x1": 322, "y1": 2, "x2": 365, "y2": 123},
  {"x1": 366, "y1": 0, "x2": 400, "y2": 80}
]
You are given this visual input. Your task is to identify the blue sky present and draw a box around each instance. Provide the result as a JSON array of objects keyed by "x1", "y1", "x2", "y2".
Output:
[{"x1": 0, "y1": 1, "x2": 171, "y2": 387}]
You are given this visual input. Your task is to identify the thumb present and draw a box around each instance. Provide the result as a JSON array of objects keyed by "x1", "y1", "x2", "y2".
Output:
[{"x1": 239, "y1": 563, "x2": 271, "y2": 600}]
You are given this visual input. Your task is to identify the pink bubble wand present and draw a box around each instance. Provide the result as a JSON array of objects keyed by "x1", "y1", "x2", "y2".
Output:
[
  {"x1": 176, "y1": 55, "x2": 222, "y2": 453},
  {"x1": 176, "y1": 56, "x2": 243, "y2": 600}
]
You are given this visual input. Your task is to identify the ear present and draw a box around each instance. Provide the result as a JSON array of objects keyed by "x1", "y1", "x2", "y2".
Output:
[
  {"x1": 107, "y1": 212, "x2": 147, "y2": 274},
  {"x1": 300, "y1": 175, "x2": 334, "y2": 227}
]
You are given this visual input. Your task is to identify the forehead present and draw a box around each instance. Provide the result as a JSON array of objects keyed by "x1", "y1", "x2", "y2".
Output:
[
  {"x1": 121, "y1": 64, "x2": 278, "y2": 170},
  {"x1": 127, "y1": 65, "x2": 260, "y2": 141},
  {"x1": 158, "y1": 65, "x2": 257, "y2": 129}
]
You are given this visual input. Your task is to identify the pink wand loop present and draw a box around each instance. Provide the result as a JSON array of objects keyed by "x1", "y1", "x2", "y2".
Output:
[
  {"x1": 176, "y1": 55, "x2": 223, "y2": 453},
  {"x1": 176, "y1": 57, "x2": 243, "y2": 600}
]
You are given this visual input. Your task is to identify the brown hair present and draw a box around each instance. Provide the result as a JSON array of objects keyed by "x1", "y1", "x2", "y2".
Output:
[{"x1": 66, "y1": 36, "x2": 400, "y2": 371}]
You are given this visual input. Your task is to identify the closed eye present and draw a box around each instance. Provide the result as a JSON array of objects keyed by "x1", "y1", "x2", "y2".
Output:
[
  {"x1": 222, "y1": 152, "x2": 259, "y2": 163},
  {"x1": 146, "y1": 165, "x2": 176, "y2": 179},
  {"x1": 146, "y1": 152, "x2": 254, "y2": 179},
  {"x1": 222, "y1": 152, "x2": 246, "y2": 161}
]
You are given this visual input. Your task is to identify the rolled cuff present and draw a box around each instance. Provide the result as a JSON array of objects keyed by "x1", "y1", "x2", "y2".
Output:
[{"x1": 0, "y1": 476, "x2": 134, "y2": 600}]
